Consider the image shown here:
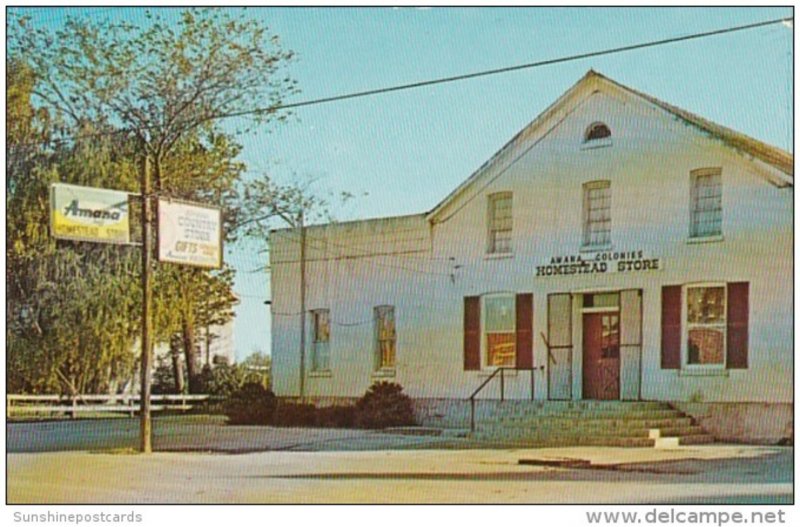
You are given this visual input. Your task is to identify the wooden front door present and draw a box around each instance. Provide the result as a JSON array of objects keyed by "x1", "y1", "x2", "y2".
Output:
[{"x1": 582, "y1": 312, "x2": 620, "y2": 400}]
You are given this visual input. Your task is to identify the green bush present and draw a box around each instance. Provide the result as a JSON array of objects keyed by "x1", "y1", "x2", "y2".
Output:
[
  {"x1": 272, "y1": 402, "x2": 317, "y2": 427},
  {"x1": 354, "y1": 381, "x2": 415, "y2": 429},
  {"x1": 222, "y1": 382, "x2": 277, "y2": 425},
  {"x1": 266, "y1": 402, "x2": 357, "y2": 428},
  {"x1": 152, "y1": 360, "x2": 185, "y2": 395},
  {"x1": 316, "y1": 405, "x2": 357, "y2": 428},
  {"x1": 222, "y1": 382, "x2": 414, "y2": 429},
  {"x1": 197, "y1": 363, "x2": 246, "y2": 398}
]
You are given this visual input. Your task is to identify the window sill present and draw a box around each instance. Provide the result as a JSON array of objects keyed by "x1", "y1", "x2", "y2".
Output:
[
  {"x1": 687, "y1": 235, "x2": 724, "y2": 244},
  {"x1": 678, "y1": 368, "x2": 729, "y2": 378},
  {"x1": 309, "y1": 370, "x2": 332, "y2": 378},
  {"x1": 372, "y1": 368, "x2": 396, "y2": 378},
  {"x1": 485, "y1": 252, "x2": 513, "y2": 260},
  {"x1": 478, "y1": 368, "x2": 519, "y2": 378},
  {"x1": 580, "y1": 244, "x2": 613, "y2": 254},
  {"x1": 581, "y1": 138, "x2": 613, "y2": 150}
]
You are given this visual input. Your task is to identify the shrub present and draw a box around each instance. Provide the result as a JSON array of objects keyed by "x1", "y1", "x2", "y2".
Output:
[
  {"x1": 268, "y1": 402, "x2": 357, "y2": 428},
  {"x1": 272, "y1": 402, "x2": 317, "y2": 427},
  {"x1": 222, "y1": 382, "x2": 414, "y2": 429},
  {"x1": 316, "y1": 405, "x2": 357, "y2": 428},
  {"x1": 223, "y1": 382, "x2": 277, "y2": 425},
  {"x1": 354, "y1": 381, "x2": 415, "y2": 429},
  {"x1": 152, "y1": 361, "x2": 183, "y2": 395},
  {"x1": 197, "y1": 363, "x2": 245, "y2": 398}
]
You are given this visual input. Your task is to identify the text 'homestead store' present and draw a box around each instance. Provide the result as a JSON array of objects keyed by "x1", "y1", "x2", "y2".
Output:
[{"x1": 269, "y1": 71, "x2": 793, "y2": 443}]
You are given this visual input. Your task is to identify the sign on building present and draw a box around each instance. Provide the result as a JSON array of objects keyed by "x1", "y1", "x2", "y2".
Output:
[
  {"x1": 157, "y1": 199, "x2": 223, "y2": 269},
  {"x1": 50, "y1": 183, "x2": 131, "y2": 244},
  {"x1": 535, "y1": 250, "x2": 663, "y2": 277}
]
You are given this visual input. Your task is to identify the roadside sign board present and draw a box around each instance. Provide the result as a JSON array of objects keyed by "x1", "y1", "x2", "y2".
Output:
[
  {"x1": 50, "y1": 183, "x2": 131, "y2": 244},
  {"x1": 157, "y1": 199, "x2": 223, "y2": 269}
]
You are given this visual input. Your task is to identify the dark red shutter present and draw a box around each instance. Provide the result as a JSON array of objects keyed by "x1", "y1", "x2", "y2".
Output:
[
  {"x1": 464, "y1": 296, "x2": 481, "y2": 371},
  {"x1": 516, "y1": 293, "x2": 533, "y2": 369},
  {"x1": 661, "y1": 285, "x2": 682, "y2": 369},
  {"x1": 727, "y1": 282, "x2": 749, "y2": 369}
]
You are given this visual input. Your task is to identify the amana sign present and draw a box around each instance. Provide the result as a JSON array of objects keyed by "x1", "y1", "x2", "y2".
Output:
[{"x1": 49, "y1": 183, "x2": 130, "y2": 244}]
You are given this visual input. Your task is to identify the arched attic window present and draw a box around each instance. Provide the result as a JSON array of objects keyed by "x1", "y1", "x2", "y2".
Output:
[{"x1": 585, "y1": 122, "x2": 611, "y2": 142}]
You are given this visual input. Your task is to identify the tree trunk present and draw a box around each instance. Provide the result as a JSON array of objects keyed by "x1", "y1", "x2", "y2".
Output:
[
  {"x1": 182, "y1": 317, "x2": 199, "y2": 393},
  {"x1": 170, "y1": 334, "x2": 185, "y2": 394}
]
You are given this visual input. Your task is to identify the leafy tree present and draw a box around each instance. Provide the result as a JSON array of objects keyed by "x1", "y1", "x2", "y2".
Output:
[
  {"x1": 240, "y1": 351, "x2": 271, "y2": 388},
  {"x1": 6, "y1": 63, "x2": 142, "y2": 393},
  {"x1": 241, "y1": 351, "x2": 270, "y2": 369},
  {"x1": 9, "y1": 8, "x2": 297, "y2": 174},
  {"x1": 240, "y1": 174, "x2": 349, "y2": 238},
  {"x1": 7, "y1": 8, "x2": 299, "y2": 393}
]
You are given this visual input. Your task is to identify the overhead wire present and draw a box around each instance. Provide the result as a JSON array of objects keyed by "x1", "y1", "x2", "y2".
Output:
[
  {"x1": 10, "y1": 16, "x2": 792, "y2": 150},
  {"x1": 19, "y1": 12, "x2": 789, "y2": 324},
  {"x1": 283, "y1": 230, "x2": 454, "y2": 278}
]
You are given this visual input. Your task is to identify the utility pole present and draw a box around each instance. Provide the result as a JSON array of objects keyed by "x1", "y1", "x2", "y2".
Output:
[
  {"x1": 139, "y1": 153, "x2": 153, "y2": 454},
  {"x1": 298, "y1": 210, "x2": 306, "y2": 401},
  {"x1": 206, "y1": 323, "x2": 211, "y2": 367}
]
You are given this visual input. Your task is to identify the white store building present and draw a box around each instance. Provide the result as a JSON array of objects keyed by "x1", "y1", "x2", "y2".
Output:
[{"x1": 269, "y1": 71, "x2": 793, "y2": 442}]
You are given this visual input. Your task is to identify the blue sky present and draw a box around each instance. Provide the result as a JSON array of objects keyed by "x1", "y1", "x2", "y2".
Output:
[{"x1": 19, "y1": 6, "x2": 793, "y2": 360}]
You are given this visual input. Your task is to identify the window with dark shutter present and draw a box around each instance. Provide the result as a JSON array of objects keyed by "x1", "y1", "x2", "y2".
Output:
[
  {"x1": 464, "y1": 296, "x2": 481, "y2": 371},
  {"x1": 484, "y1": 294, "x2": 516, "y2": 367},
  {"x1": 726, "y1": 282, "x2": 749, "y2": 369},
  {"x1": 661, "y1": 285, "x2": 682, "y2": 369},
  {"x1": 515, "y1": 293, "x2": 533, "y2": 369},
  {"x1": 686, "y1": 286, "x2": 726, "y2": 365}
]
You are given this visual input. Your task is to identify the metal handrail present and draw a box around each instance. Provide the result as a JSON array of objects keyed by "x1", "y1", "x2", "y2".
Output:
[
  {"x1": 467, "y1": 367, "x2": 536, "y2": 432},
  {"x1": 467, "y1": 368, "x2": 503, "y2": 401}
]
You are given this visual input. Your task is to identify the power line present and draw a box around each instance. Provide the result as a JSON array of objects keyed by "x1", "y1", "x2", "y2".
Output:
[
  {"x1": 234, "y1": 16, "x2": 792, "y2": 115},
  {"x1": 12, "y1": 16, "x2": 792, "y2": 149},
  {"x1": 282, "y1": 231, "x2": 454, "y2": 278}
]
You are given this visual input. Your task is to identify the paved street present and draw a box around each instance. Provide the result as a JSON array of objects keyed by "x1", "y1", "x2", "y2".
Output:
[
  {"x1": 7, "y1": 415, "x2": 468, "y2": 453},
  {"x1": 6, "y1": 417, "x2": 793, "y2": 504}
]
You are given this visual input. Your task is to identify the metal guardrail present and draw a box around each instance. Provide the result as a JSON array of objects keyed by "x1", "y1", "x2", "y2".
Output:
[
  {"x1": 7, "y1": 394, "x2": 221, "y2": 418},
  {"x1": 467, "y1": 367, "x2": 536, "y2": 432}
]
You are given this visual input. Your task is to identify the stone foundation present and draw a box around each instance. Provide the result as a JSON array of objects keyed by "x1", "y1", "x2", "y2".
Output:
[
  {"x1": 280, "y1": 396, "x2": 793, "y2": 444},
  {"x1": 673, "y1": 402, "x2": 793, "y2": 445}
]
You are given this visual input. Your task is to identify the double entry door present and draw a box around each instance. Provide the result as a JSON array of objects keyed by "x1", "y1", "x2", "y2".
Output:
[{"x1": 546, "y1": 290, "x2": 641, "y2": 401}]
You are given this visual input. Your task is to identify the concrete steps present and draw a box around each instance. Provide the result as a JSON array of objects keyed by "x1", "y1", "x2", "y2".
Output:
[
  {"x1": 468, "y1": 401, "x2": 714, "y2": 448},
  {"x1": 479, "y1": 417, "x2": 704, "y2": 431}
]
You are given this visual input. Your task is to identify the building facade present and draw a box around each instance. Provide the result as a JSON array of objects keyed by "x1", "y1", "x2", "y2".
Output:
[{"x1": 270, "y1": 71, "x2": 793, "y2": 442}]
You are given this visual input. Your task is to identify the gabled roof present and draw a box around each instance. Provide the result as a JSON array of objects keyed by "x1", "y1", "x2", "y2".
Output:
[
  {"x1": 601, "y1": 72, "x2": 794, "y2": 178},
  {"x1": 428, "y1": 70, "x2": 793, "y2": 222}
]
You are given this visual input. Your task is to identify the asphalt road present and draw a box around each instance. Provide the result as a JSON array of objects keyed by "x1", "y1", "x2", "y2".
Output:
[
  {"x1": 7, "y1": 415, "x2": 467, "y2": 453},
  {"x1": 6, "y1": 416, "x2": 793, "y2": 504}
]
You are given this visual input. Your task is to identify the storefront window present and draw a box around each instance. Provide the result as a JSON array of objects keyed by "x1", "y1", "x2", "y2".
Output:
[
  {"x1": 686, "y1": 286, "x2": 726, "y2": 365},
  {"x1": 484, "y1": 294, "x2": 516, "y2": 367}
]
